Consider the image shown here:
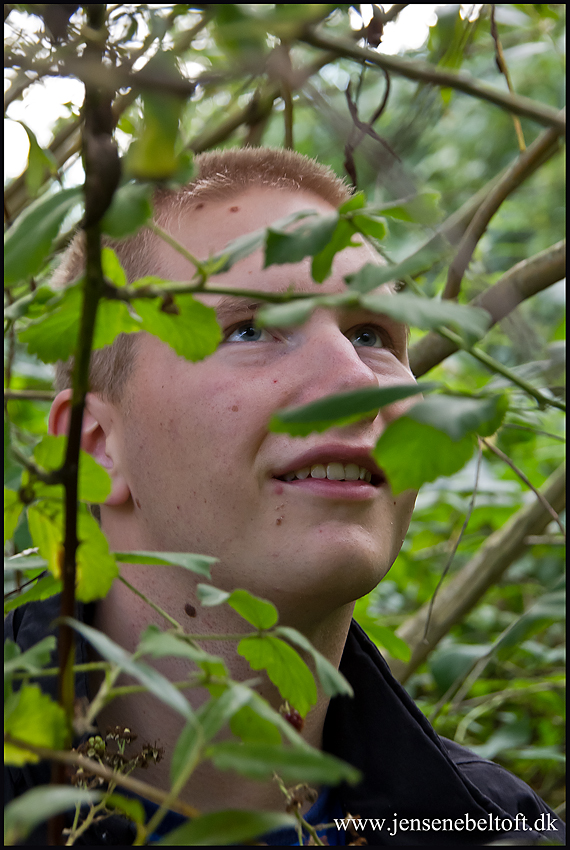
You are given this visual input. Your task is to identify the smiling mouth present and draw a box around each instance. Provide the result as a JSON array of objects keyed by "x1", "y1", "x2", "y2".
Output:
[{"x1": 275, "y1": 462, "x2": 385, "y2": 487}]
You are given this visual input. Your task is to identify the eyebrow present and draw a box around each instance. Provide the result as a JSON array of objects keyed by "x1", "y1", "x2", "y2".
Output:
[{"x1": 214, "y1": 297, "x2": 263, "y2": 325}]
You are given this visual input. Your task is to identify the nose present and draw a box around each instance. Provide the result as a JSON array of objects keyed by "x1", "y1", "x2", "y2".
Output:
[{"x1": 292, "y1": 312, "x2": 381, "y2": 404}]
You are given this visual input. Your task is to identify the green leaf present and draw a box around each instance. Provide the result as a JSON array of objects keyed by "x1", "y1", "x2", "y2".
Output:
[
  {"x1": 351, "y1": 213, "x2": 387, "y2": 241},
  {"x1": 360, "y1": 291, "x2": 491, "y2": 341},
  {"x1": 101, "y1": 182, "x2": 154, "y2": 238},
  {"x1": 102, "y1": 247, "x2": 127, "y2": 287},
  {"x1": 345, "y1": 241, "x2": 447, "y2": 293},
  {"x1": 4, "y1": 574, "x2": 62, "y2": 616},
  {"x1": 132, "y1": 294, "x2": 221, "y2": 361},
  {"x1": 4, "y1": 684, "x2": 68, "y2": 765},
  {"x1": 407, "y1": 394, "x2": 508, "y2": 442},
  {"x1": 4, "y1": 187, "x2": 82, "y2": 285},
  {"x1": 210, "y1": 210, "x2": 315, "y2": 274},
  {"x1": 361, "y1": 623, "x2": 411, "y2": 662},
  {"x1": 373, "y1": 417, "x2": 475, "y2": 494},
  {"x1": 197, "y1": 584, "x2": 231, "y2": 607},
  {"x1": 238, "y1": 635, "x2": 317, "y2": 717},
  {"x1": 155, "y1": 809, "x2": 296, "y2": 846},
  {"x1": 269, "y1": 384, "x2": 428, "y2": 437},
  {"x1": 33, "y1": 435, "x2": 112, "y2": 503},
  {"x1": 311, "y1": 219, "x2": 361, "y2": 283},
  {"x1": 429, "y1": 643, "x2": 491, "y2": 693},
  {"x1": 18, "y1": 121, "x2": 58, "y2": 198},
  {"x1": 75, "y1": 510, "x2": 119, "y2": 602},
  {"x1": 4, "y1": 488, "x2": 23, "y2": 544},
  {"x1": 256, "y1": 292, "x2": 359, "y2": 330},
  {"x1": 274, "y1": 626, "x2": 353, "y2": 698},
  {"x1": 207, "y1": 741, "x2": 361, "y2": 785},
  {"x1": 104, "y1": 793, "x2": 146, "y2": 825},
  {"x1": 113, "y1": 551, "x2": 216, "y2": 578},
  {"x1": 137, "y1": 625, "x2": 228, "y2": 677},
  {"x1": 4, "y1": 786, "x2": 102, "y2": 846},
  {"x1": 170, "y1": 718, "x2": 204, "y2": 789},
  {"x1": 197, "y1": 683, "x2": 253, "y2": 742},
  {"x1": 61, "y1": 617, "x2": 197, "y2": 720},
  {"x1": 265, "y1": 213, "x2": 338, "y2": 266},
  {"x1": 228, "y1": 588, "x2": 278, "y2": 629},
  {"x1": 229, "y1": 703, "x2": 282, "y2": 745},
  {"x1": 4, "y1": 636, "x2": 56, "y2": 678},
  {"x1": 338, "y1": 192, "x2": 367, "y2": 213}
]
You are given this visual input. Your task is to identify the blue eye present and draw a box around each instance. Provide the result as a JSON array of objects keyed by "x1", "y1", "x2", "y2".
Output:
[
  {"x1": 225, "y1": 322, "x2": 268, "y2": 343},
  {"x1": 348, "y1": 326, "x2": 385, "y2": 348}
]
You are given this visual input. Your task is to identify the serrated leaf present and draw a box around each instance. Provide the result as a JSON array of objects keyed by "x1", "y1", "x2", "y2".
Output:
[
  {"x1": 155, "y1": 809, "x2": 296, "y2": 846},
  {"x1": 228, "y1": 588, "x2": 278, "y2": 629},
  {"x1": 269, "y1": 384, "x2": 428, "y2": 437},
  {"x1": 207, "y1": 741, "x2": 361, "y2": 785},
  {"x1": 4, "y1": 636, "x2": 56, "y2": 678},
  {"x1": 361, "y1": 291, "x2": 491, "y2": 341},
  {"x1": 274, "y1": 626, "x2": 353, "y2": 698},
  {"x1": 4, "y1": 488, "x2": 23, "y2": 544},
  {"x1": 4, "y1": 684, "x2": 68, "y2": 765},
  {"x1": 61, "y1": 617, "x2": 197, "y2": 720},
  {"x1": 238, "y1": 635, "x2": 317, "y2": 717},
  {"x1": 373, "y1": 417, "x2": 475, "y2": 494},
  {"x1": 132, "y1": 294, "x2": 221, "y2": 361},
  {"x1": 4, "y1": 787, "x2": 102, "y2": 845},
  {"x1": 101, "y1": 183, "x2": 153, "y2": 238},
  {"x1": 4, "y1": 574, "x2": 62, "y2": 616},
  {"x1": 4, "y1": 187, "x2": 82, "y2": 285},
  {"x1": 113, "y1": 551, "x2": 216, "y2": 577},
  {"x1": 265, "y1": 214, "x2": 338, "y2": 266}
]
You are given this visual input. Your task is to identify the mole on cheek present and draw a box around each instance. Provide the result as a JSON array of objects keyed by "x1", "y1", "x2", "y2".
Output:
[
  {"x1": 231, "y1": 405, "x2": 239, "y2": 412},
  {"x1": 229, "y1": 206, "x2": 239, "y2": 213}
]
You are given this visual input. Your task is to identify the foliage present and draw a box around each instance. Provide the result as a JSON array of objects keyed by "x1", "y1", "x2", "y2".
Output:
[{"x1": 4, "y1": 3, "x2": 565, "y2": 844}]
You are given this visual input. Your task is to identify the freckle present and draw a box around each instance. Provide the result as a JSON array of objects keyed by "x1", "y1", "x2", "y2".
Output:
[
  {"x1": 176, "y1": 505, "x2": 181, "y2": 510},
  {"x1": 184, "y1": 603, "x2": 197, "y2": 618},
  {"x1": 273, "y1": 380, "x2": 278, "y2": 384},
  {"x1": 195, "y1": 203, "x2": 204, "y2": 210},
  {"x1": 276, "y1": 517, "x2": 283, "y2": 525},
  {"x1": 394, "y1": 501, "x2": 397, "y2": 506},
  {"x1": 229, "y1": 206, "x2": 239, "y2": 213},
  {"x1": 232, "y1": 405, "x2": 239, "y2": 412},
  {"x1": 135, "y1": 498, "x2": 141, "y2": 509}
]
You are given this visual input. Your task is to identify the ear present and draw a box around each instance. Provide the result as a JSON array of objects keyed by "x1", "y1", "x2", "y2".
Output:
[{"x1": 49, "y1": 390, "x2": 131, "y2": 506}]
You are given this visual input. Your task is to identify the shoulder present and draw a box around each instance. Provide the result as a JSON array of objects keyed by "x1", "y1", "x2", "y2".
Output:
[{"x1": 441, "y1": 737, "x2": 565, "y2": 840}]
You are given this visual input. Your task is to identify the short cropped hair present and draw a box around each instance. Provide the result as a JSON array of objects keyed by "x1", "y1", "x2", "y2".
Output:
[{"x1": 53, "y1": 147, "x2": 352, "y2": 402}]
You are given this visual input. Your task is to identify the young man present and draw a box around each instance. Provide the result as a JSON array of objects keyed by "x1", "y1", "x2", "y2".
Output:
[{"x1": 5, "y1": 148, "x2": 564, "y2": 845}]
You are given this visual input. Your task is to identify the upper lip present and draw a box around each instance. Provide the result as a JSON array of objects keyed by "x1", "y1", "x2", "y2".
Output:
[{"x1": 272, "y1": 444, "x2": 385, "y2": 483}]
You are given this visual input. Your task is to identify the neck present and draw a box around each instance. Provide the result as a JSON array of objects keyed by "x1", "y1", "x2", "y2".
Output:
[{"x1": 88, "y1": 562, "x2": 354, "y2": 813}]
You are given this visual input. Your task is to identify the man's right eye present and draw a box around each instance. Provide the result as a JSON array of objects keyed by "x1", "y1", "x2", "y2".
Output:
[{"x1": 224, "y1": 322, "x2": 271, "y2": 343}]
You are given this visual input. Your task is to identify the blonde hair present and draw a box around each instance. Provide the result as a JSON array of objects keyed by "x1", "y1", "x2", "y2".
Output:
[{"x1": 54, "y1": 147, "x2": 351, "y2": 402}]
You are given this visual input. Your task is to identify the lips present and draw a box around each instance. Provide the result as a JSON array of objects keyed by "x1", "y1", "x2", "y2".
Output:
[{"x1": 273, "y1": 446, "x2": 386, "y2": 487}]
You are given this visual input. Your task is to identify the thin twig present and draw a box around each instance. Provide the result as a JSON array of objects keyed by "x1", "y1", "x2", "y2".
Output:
[
  {"x1": 481, "y1": 438, "x2": 565, "y2": 538},
  {"x1": 443, "y1": 124, "x2": 561, "y2": 300},
  {"x1": 4, "y1": 389, "x2": 56, "y2": 401},
  {"x1": 422, "y1": 442, "x2": 483, "y2": 643},
  {"x1": 301, "y1": 30, "x2": 566, "y2": 132},
  {"x1": 490, "y1": 4, "x2": 526, "y2": 151}
]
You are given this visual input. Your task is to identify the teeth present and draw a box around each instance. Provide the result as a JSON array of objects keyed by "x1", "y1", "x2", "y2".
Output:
[{"x1": 281, "y1": 462, "x2": 374, "y2": 483}]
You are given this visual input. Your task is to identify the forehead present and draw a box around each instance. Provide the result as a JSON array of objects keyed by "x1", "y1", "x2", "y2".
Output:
[{"x1": 157, "y1": 185, "x2": 386, "y2": 305}]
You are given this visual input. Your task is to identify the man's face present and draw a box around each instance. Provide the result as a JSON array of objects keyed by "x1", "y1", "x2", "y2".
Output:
[{"x1": 111, "y1": 187, "x2": 416, "y2": 621}]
